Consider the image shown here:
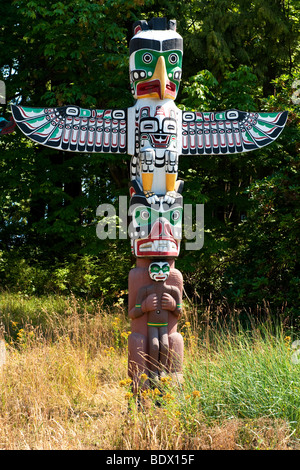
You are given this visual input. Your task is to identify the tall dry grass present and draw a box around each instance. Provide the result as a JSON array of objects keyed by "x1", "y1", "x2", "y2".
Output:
[{"x1": 0, "y1": 292, "x2": 299, "y2": 450}]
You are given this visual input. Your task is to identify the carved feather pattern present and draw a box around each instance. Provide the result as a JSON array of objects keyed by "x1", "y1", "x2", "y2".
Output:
[
  {"x1": 11, "y1": 105, "x2": 127, "y2": 153},
  {"x1": 181, "y1": 109, "x2": 288, "y2": 155}
]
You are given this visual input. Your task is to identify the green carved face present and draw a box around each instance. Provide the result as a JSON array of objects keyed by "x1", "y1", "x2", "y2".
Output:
[
  {"x1": 129, "y1": 24, "x2": 183, "y2": 100},
  {"x1": 133, "y1": 206, "x2": 182, "y2": 229},
  {"x1": 130, "y1": 49, "x2": 182, "y2": 100},
  {"x1": 128, "y1": 197, "x2": 183, "y2": 257},
  {"x1": 130, "y1": 48, "x2": 182, "y2": 100},
  {"x1": 149, "y1": 261, "x2": 170, "y2": 281}
]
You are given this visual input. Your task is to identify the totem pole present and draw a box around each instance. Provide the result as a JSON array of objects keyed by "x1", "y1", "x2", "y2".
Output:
[{"x1": 10, "y1": 18, "x2": 288, "y2": 392}]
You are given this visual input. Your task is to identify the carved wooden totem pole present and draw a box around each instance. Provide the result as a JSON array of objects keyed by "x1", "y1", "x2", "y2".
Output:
[{"x1": 10, "y1": 18, "x2": 288, "y2": 392}]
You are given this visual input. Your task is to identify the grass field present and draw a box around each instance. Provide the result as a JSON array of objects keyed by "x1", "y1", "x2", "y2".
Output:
[{"x1": 0, "y1": 292, "x2": 299, "y2": 450}]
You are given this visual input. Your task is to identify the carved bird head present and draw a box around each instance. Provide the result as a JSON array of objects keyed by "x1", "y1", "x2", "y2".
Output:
[{"x1": 129, "y1": 18, "x2": 183, "y2": 101}]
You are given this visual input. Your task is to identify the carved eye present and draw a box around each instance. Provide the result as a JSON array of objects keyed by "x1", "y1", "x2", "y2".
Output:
[
  {"x1": 151, "y1": 264, "x2": 160, "y2": 272},
  {"x1": 140, "y1": 120, "x2": 158, "y2": 133},
  {"x1": 171, "y1": 210, "x2": 181, "y2": 222},
  {"x1": 142, "y1": 53, "x2": 153, "y2": 64},
  {"x1": 140, "y1": 209, "x2": 150, "y2": 220},
  {"x1": 134, "y1": 207, "x2": 152, "y2": 227},
  {"x1": 168, "y1": 53, "x2": 179, "y2": 65},
  {"x1": 162, "y1": 119, "x2": 177, "y2": 133}
]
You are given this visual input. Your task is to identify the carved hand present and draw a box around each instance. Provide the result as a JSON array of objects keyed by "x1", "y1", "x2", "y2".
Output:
[
  {"x1": 142, "y1": 293, "x2": 158, "y2": 312},
  {"x1": 161, "y1": 293, "x2": 176, "y2": 311}
]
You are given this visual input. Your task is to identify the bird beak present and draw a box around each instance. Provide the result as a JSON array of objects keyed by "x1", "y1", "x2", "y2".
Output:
[{"x1": 152, "y1": 56, "x2": 168, "y2": 99}]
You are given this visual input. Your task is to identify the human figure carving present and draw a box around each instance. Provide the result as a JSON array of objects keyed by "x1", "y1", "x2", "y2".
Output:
[{"x1": 129, "y1": 261, "x2": 182, "y2": 380}]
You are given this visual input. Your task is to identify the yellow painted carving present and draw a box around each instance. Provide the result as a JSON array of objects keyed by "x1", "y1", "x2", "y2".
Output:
[{"x1": 142, "y1": 172, "x2": 154, "y2": 192}]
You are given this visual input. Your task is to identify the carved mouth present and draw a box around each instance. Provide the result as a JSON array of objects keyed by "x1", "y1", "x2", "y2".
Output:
[
  {"x1": 165, "y1": 81, "x2": 176, "y2": 98},
  {"x1": 149, "y1": 134, "x2": 170, "y2": 148},
  {"x1": 137, "y1": 80, "x2": 161, "y2": 97},
  {"x1": 154, "y1": 275, "x2": 167, "y2": 281},
  {"x1": 136, "y1": 238, "x2": 179, "y2": 256},
  {"x1": 136, "y1": 79, "x2": 176, "y2": 99}
]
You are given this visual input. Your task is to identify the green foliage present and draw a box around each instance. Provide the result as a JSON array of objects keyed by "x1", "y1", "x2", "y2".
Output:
[
  {"x1": 223, "y1": 74, "x2": 300, "y2": 312},
  {"x1": 183, "y1": 327, "x2": 300, "y2": 428},
  {"x1": 0, "y1": 250, "x2": 130, "y2": 301},
  {"x1": 179, "y1": 69, "x2": 300, "y2": 319},
  {"x1": 181, "y1": 65, "x2": 260, "y2": 110}
]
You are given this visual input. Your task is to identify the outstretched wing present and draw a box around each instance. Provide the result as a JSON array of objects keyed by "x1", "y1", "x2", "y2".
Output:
[
  {"x1": 181, "y1": 109, "x2": 288, "y2": 155},
  {"x1": 0, "y1": 116, "x2": 16, "y2": 135},
  {"x1": 11, "y1": 105, "x2": 127, "y2": 153}
]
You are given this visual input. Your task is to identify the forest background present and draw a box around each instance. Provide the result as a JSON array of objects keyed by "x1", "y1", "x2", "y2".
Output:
[{"x1": 0, "y1": 0, "x2": 299, "y2": 326}]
